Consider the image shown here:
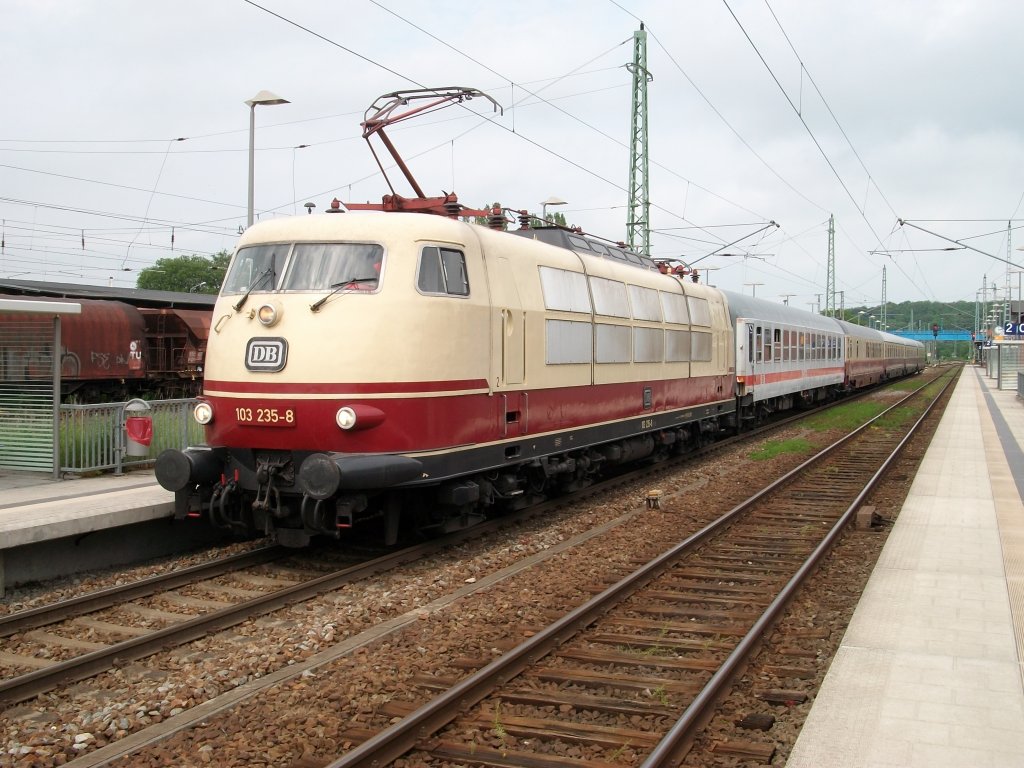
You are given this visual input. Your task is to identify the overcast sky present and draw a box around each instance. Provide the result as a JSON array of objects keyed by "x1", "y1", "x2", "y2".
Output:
[{"x1": 3, "y1": 0, "x2": 1023, "y2": 323}]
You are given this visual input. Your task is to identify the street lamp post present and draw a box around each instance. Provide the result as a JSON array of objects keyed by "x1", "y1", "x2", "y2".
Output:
[
  {"x1": 246, "y1": 90, "x2": 289, "y2": 228},
  {"x1": 857, "y1": 310, "x2": 865, "y2": 325},
  {"x1": 540, "y1": 196, "x2": 567, "y2": 223}
]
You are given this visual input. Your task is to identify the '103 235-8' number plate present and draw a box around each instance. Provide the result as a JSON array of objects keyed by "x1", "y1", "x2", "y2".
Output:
[{"x1": 234, "y1": 405, "x2": 296, "y2": 426}]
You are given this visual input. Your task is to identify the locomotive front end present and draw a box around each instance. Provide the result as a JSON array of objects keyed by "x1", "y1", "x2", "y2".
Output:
[{"x1": 156, "y1": 213, "x2": 491, "y2": 547}]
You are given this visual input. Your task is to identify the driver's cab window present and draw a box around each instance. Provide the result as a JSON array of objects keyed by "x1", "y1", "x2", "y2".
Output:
[
  {"x1": 221, "y1": 244, "x2": 286, "y2": 295},
  {"x1": 281, "y1": 243, "x2": 383, "y2": 291},
  {"x1": 418, "y1": 246, "x2": 469, "y2": 296}
]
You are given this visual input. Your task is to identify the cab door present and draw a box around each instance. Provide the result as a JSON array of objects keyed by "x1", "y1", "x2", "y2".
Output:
[{"x1": 489, "y1": 256, "x2": 525, "y2": 386}]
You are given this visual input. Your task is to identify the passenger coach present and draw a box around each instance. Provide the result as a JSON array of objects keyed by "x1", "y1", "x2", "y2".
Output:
[{"x1": 724, "y1": 291, "x2": 845, "y2": 421}]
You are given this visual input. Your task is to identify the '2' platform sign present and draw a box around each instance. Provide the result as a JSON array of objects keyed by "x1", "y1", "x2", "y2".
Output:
[{"x1": 245, "y1": 338, "x2": 288, "y2": 372}]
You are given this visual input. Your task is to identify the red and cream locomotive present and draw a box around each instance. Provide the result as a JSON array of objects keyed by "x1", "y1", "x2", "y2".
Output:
[{"x1": 155, "y1": 88, "x2": 923, "y2": 546}]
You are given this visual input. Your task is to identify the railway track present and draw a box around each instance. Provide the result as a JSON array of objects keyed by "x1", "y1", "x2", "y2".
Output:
[
  {"x1": 0, "y1": 545, "x2": 400, "y2": 705},
  {"x1": 0, "y1": 375, "x2": 888, "y2": 708},
  {"x1": 0, "y1": 372, "x2": 951, "y2": 766},
  {"x1": 320, "y1": 367, "x2": 958, "y2": 767}
]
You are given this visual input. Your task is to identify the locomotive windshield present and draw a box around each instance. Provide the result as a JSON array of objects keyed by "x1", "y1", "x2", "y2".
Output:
[
  {"x1": 222, "y1": 245, "x2": 284, "y2": 295},
  {"x1": 281, "y1": 243, "x2": 383, "y2": 291},
  {"x1": 222, "y1": 243, "x2": 384, "y2": 295}
]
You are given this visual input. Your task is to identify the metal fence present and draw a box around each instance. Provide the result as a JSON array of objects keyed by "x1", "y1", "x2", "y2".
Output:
[
  {"x1": 0, "y1": 314, "x2": 57, "y2": 473},
  {"x1": 59, "y1": 398, "x2": 202, "y2": 475}
]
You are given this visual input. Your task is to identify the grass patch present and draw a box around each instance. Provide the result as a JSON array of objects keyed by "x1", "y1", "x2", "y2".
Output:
[
  {"x1": 804, "y1": 401, "x2": 887, "y2": 432},
  {"x1": 749, "y1": 437, "x2": 813, "y2": 460}
]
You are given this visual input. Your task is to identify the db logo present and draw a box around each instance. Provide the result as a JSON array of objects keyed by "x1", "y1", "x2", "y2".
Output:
[{"x1": 245, "y1": 338, "x2": 288, "y2": 372}]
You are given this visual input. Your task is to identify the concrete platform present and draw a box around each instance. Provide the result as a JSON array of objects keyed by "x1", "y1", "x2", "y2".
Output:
[
  {"x1": 787, "y1": 366, "x2": 1024, "y2": 768},
  {"x1": 0, "y1": 470, "x2": 223, "y2": 594},
  {"x1": 0, "y1": 471, "x2": 173, "y2": 548}
]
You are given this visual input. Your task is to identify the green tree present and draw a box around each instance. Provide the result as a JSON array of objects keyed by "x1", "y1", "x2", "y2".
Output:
[{"x1": 136, "y1": 251, "x2": 230, "y2": 293}]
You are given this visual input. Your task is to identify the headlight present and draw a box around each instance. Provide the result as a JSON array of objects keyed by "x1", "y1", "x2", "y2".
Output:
[
  {"x1": 194, "y1": 402, "x2": 214, "y2": 425},
  {"x1": 335, "y1": 406, "x2": 357, "y2": 430},
  {"x1": 257, "y1": 302, "x2": 281, "y2": 327}
]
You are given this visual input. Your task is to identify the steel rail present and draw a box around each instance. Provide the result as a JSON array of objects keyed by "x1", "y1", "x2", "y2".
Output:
[
  {"x1": 323, "y1": 368, "x2": 957, "y2": 768},
  {"x1": 0, "y1": 540, "x2": 440, "y2": 705},
  {"x1": 641, "y1": 369, "x2": 958, "y2": 766},
  {"x1": 0, "y1": 371, "x2": 939, "y2": 712},
  {"x1": 0, "y1": 546, "x2": 285, "y2": 637},
  {"x1": 0, "y1": 452, "x2": 684, "y2": 707}
]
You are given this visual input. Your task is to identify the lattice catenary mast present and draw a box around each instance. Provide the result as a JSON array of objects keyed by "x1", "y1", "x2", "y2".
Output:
[
  {"x1": 825, "y1": 214, "x2": 835, "y2": 316},
  {"x1": 626, "y1": 24, "x2": 652, "y2": 256}
]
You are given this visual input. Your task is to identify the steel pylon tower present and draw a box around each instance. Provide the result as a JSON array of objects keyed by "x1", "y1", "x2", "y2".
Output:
[
  {"x1": 825, "y1": 214, "x2": 835, "y2": 316},
  {"x1": 627, "y1": 24, "x2": 652, "y2": 256},
  {"x1": 881, "y1": 265, "x2": 888, "y2": 329}
]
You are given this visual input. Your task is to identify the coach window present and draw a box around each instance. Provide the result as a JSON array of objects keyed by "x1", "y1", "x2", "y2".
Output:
[
  {"x1": 764, "y1": 326, "x2": 773, "y2": 362},
  {"x1": 755, "y1": 326, "x2": 763, "y2": 363},
  {"x1": 774, "y1": 328, "x2": 782, "y2": 361},
  {"x1": 417, "y1": 246, "x2": 469, "y2": 296}
]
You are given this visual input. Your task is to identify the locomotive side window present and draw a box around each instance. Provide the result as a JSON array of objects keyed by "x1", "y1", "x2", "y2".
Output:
[
  {"x1": 589, "y1": 277, "x2": 630, "y2": 318},
  {"x1": 546, "y1": 319, "x2": 592, "y2": 364},
  {"x1": 628, "y1": 285, "x2": 662, "y2": 322},
  {"x1": 661, "y1": 292, "x2": 690, "y2": 324},
  {"x1": 418, "y1": 246, "x2": 469, "y2": 296},
  {"x1": 686, "y1": 296, "x2": 712, "y2": 326},
  {"x1": 667, "y1": 329, "x2": 692, "y2": 362},
  {"x1": 691, "y1": 331, "x2": 713, "y2": 362},
  {"x1": 282, "y1": 243, "x2": 383, "y2": 291},
  {"x1": 539, "y1": 267, "x2": 591, "y2": 312},
  {"x1": 222, "y1": 245, "x2": 287, "y2": 294},
  {"x1": 633, "y1": 327, "x2": 663, "y2": 362},
  {"x1": 595, "y1": 323, "x2": 631, "y2": 363}
]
